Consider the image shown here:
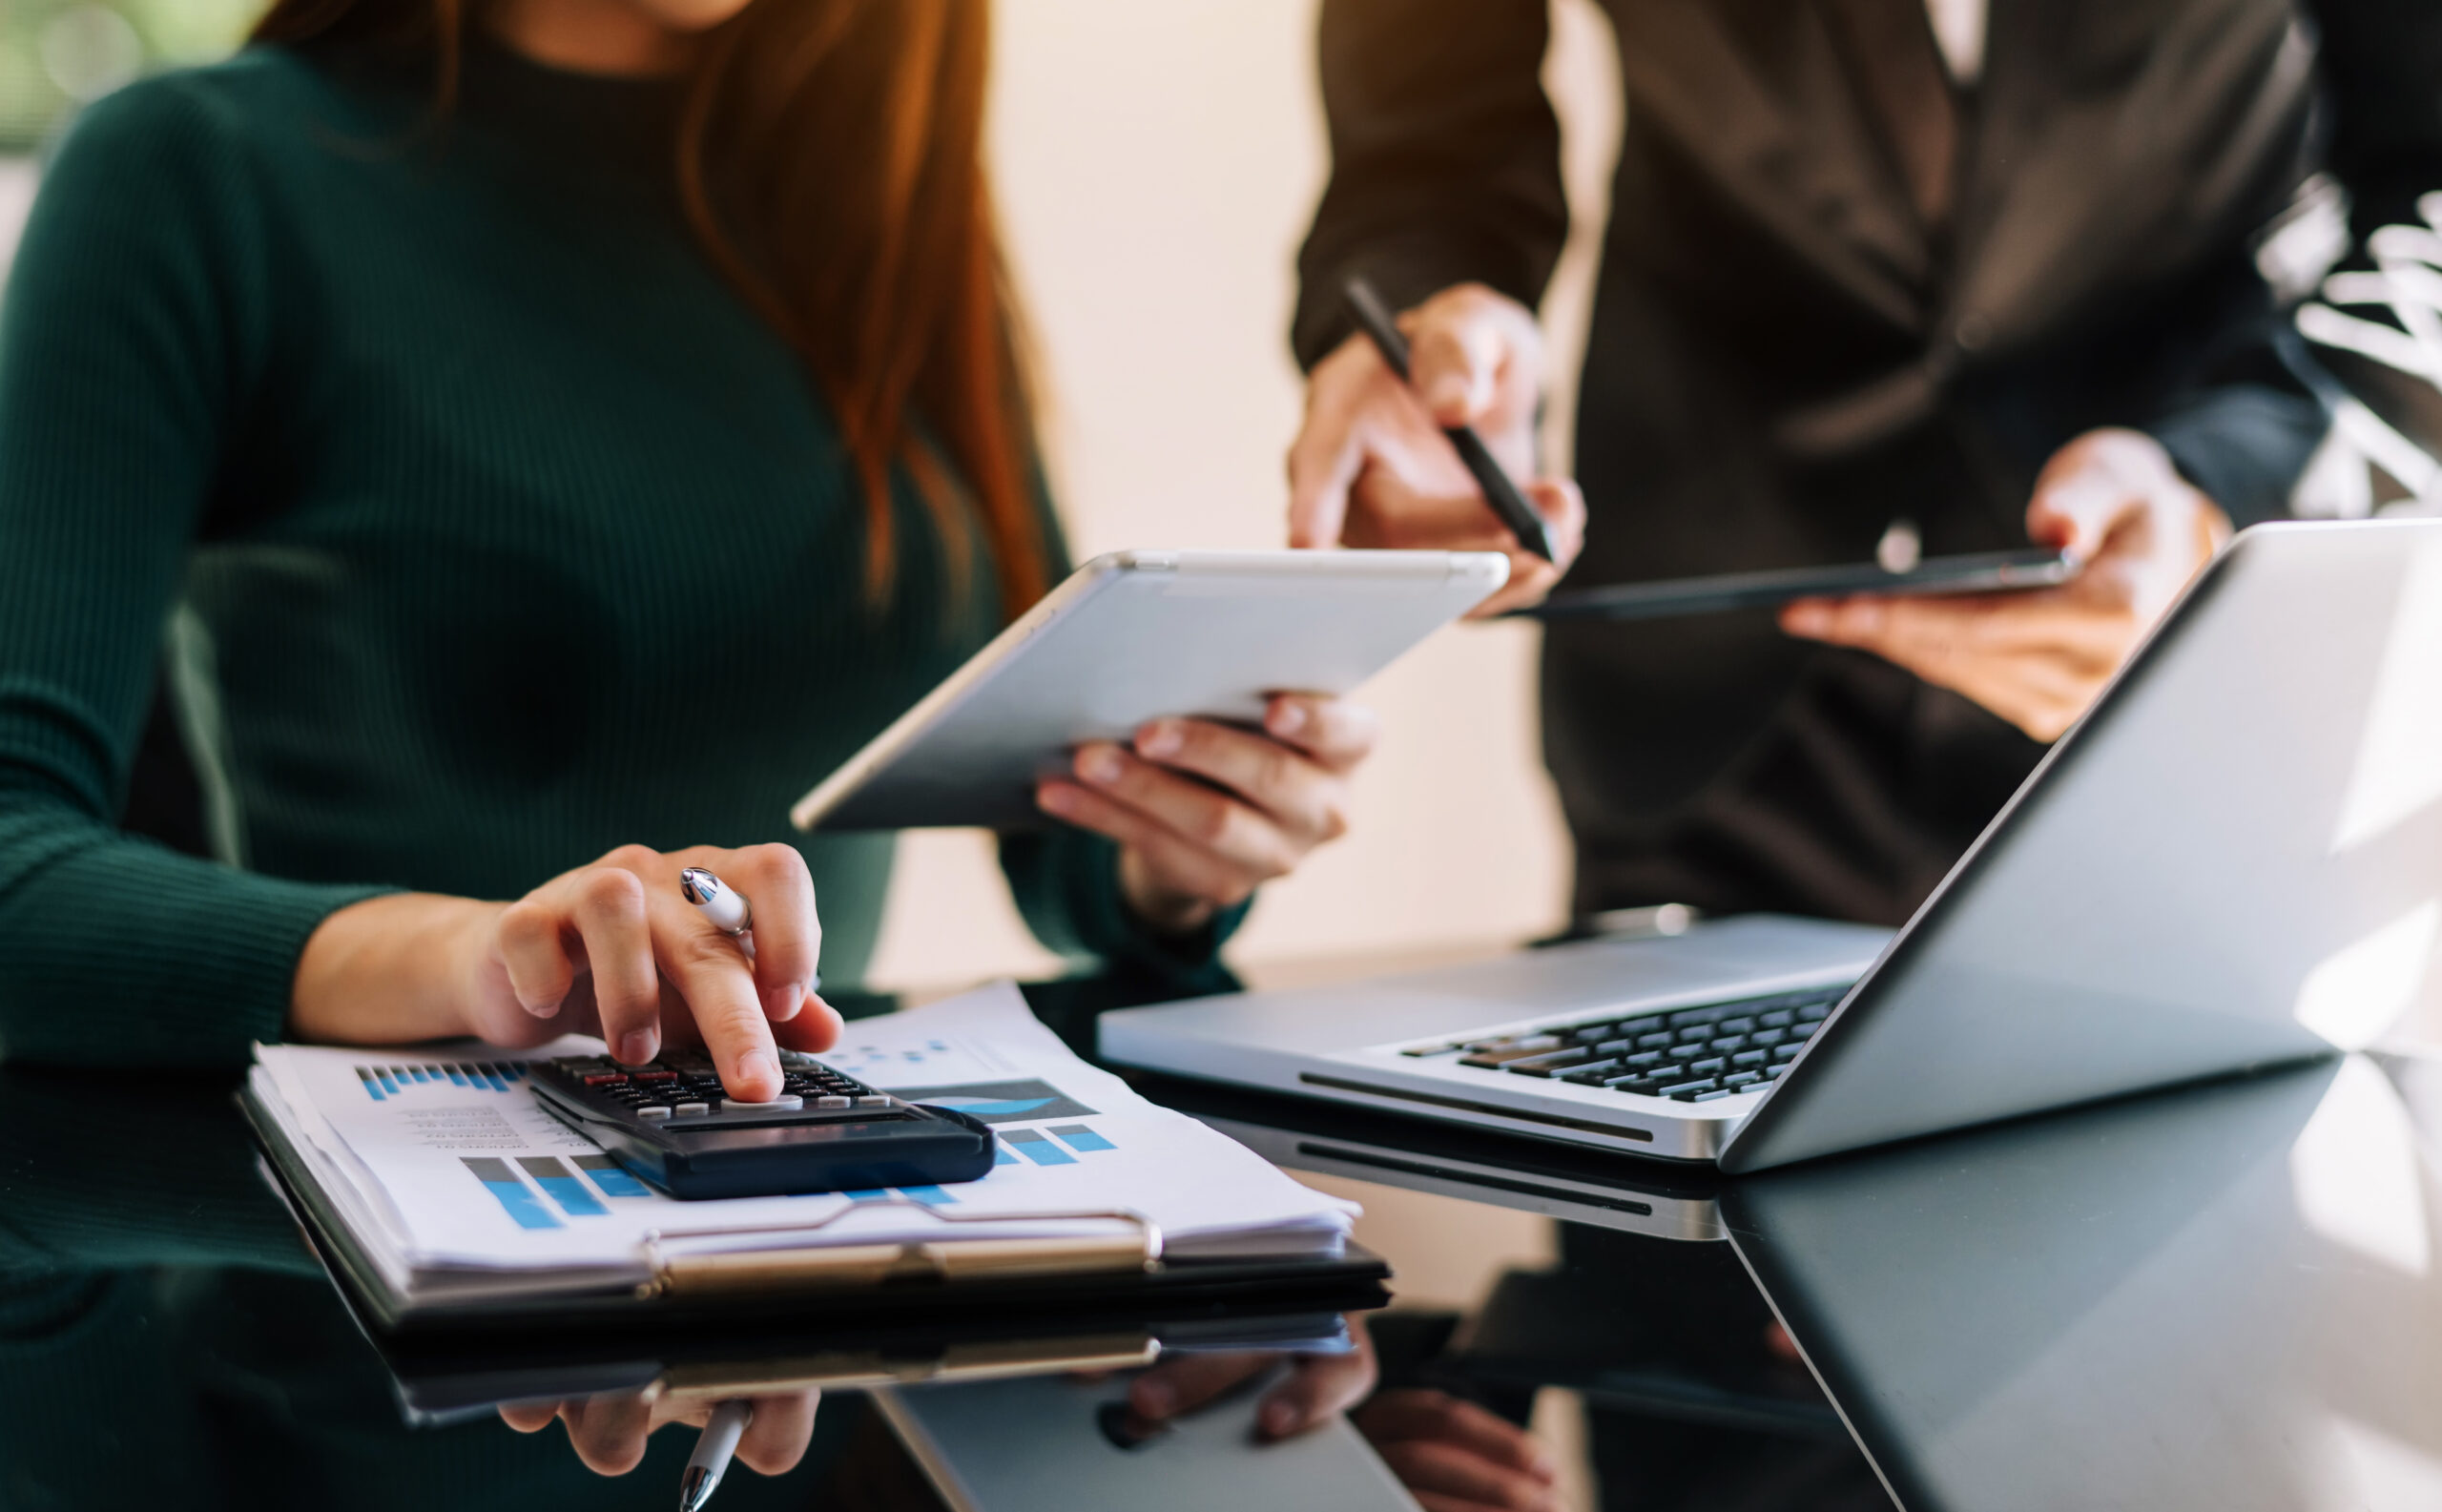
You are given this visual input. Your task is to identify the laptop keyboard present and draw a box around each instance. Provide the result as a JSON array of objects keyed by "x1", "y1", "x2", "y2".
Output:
[{"x1": 1401, "y1": 985, "x2": 1847, "y2": 1105}]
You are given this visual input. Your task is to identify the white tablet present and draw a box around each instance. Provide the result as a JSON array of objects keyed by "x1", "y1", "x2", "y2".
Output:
[{"x1": 791, "y1": 549, "x2": 1509, "y2": 831}]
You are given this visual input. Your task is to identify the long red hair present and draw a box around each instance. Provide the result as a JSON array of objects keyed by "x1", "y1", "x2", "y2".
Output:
[{"x1": 252, "y1": 0, "x2": 1049, "y2": 616}]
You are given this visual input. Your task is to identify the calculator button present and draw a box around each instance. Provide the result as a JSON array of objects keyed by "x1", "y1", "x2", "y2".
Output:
[
  {"x1": 726, "y1": 1095, "x2": 803, "y2": 1110},
  {"x1": 637, "y1": 1106, "x2": 671, "y2": 1120},
  {"x1": 855, "y1": 1095, "x2": 892, "y2": 1109},
  {"x1": 673, "y1": 1101, "x2": 711, "y2": 1117},
  {"x1": 581, "y1": 1072, "x2": 628, "y2": 1087},
  {"x1": 816, "y1": 1095, "x2": 851, "y2": 1109}
]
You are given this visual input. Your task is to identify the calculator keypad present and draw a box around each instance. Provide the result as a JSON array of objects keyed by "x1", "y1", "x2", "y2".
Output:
[{"x1": 535, "y1": 1048, "x2": 911, "y2": 1129}]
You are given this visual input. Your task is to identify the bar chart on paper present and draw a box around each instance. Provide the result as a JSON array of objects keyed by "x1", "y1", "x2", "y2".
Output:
[
  {"x1": 997, "y1": 1125, "x2": 1120, "y2": 1166},
  {"x1": 462, "y1": 1156, "x2": 562, "y2": 1230},
  {"x1": 358, "y1": 1061, "x2": 529, "y2": 1100}
]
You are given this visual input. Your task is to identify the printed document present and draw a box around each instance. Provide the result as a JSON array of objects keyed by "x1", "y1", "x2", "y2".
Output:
[{"x1": 248, "y1": 982, "x2": 1356, "y2": 1308}]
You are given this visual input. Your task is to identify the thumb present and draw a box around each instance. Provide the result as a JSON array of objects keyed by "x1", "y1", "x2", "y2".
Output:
[
  {"x1": 1407, "y1": 304, "x2": 1510, "y2": 428},
  {"x1": 2027, "y1": 466, "x2": 2139, "y2": 565}
]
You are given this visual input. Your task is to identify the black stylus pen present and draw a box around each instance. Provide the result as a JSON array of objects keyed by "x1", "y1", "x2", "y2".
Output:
[{"x1": 1342, "y1": 276, "x2": 1557, "y2": 562}]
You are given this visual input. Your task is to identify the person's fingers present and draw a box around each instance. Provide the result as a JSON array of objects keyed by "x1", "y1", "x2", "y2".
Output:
[
  {"x1": 1405, "y1": 284, "x2": 1545, "y2": 441},
  {"x1": 2026, "y1": 469, "x2": 2142, "y2": 564},
  {"x1": 1372, "y1": 1440, "x2": 1562, "y2": 1512},
  {"x1": 1525, "y1": 477, "x2": 1586, "y2": 565},
  {"x1": 735, "y1": 1391, "x2": 820, "y2": 1476},
  {"x1": 1780, "y1": 590, "x2": 2134, "y2": 663},
  {"x1": 493, "y1": 896, "x2": 580, "y2": 1020},
  {"x1": 772, "y1": 996, "x2": 846, "y2": 1053},
  {"x1": 560, "y1": 860, "x2": 660, "y2": 1065},
  {"x1": 1462, "y1": 478, "x2": 1585, "y2": 617},
  {"x1": 1407, "y1": 303, "x2": 1510, "y2": 427},
  {"x1": 1134, "y1": 718, "x2": 1346, "y2": 845},
  {"x1": 647, "y1": 885, "x2": 782, "y2": 1102},
  {"x1": 1252, "y1": 1347, "x2": 1379, "y2": 1440},
  {"x1": 1128, "y1": 1352, "x2": 1275, "y2": 1421},
  {"x1": 558, "y1": 1393, "x2": 654, "y2": 1476},
  {"x1": 1287, "y1": 339, "x2": 1383, "y2": 549},
  {"x1": 1036, "y1": 777, "x2": 1266, "y2": 911},
  {"x1": 1356, "y1": 1392, "x2": 1556, "y2": 1481},
  {"x1": 1066, "y1": 743, "x2": 1302, "y2": 880},
  {"x1": 1261, "y1": 695, "x2": 1380, "y2": 775},
  {"x1": 718, "y1": 843, "x2": 822, "y2": 1025},
  {"x1": 498, "y1": 1401, "x2": 560, "y2": 1433}
]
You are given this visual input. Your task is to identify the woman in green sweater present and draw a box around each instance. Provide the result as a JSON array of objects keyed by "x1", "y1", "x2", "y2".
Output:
[
  {"x1": 0, "y1": 0, "x2": 1377, "y2": 1101},
  {"x1": 0, "y1": 0, "x2": 1384, "y2": 1484}
]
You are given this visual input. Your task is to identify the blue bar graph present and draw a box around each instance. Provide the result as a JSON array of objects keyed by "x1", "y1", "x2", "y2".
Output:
[
  {"x1": 463, "y1": 1157, "x2": 561, "y2": 1230},
  {"x1": 842, "y1": 1189, "x2": 890, "y2": 1203},
  {"x1": 355, "y1": 1060, "x2": 533, "y2": 1096},
  {"x1": 991, "y1": 1144, "x2": 1021, "y2": 1167},
  {"x1": 1050, "y1": 1125, "x2": 1114, "y2": 1152},
  {"x1": 573, "y1": 1153, "x2": 652, "y2": 1199},
  {"x1": 518, "y1": 1157, "x2": 609, "y2": 1217},
  {"x1": 1000, "y1": 1129, "x2": 1075, "y2": 1167},
  {"x1": 898, "y1": 1185, "x2": 959, "y2": 1205}
]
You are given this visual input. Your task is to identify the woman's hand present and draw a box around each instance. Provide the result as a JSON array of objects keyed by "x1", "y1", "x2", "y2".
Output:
[
  {"x1": 498, "y1": 1389, "x2": 819, "y2": 1479},
  {"x1": 292, "y1": 842, "x2": 842, "y2": 1104},
  {"x1": 1780, "y1": 428, "x2": 2232, "y2": 743},
  {"x1": 1034, "y1": 694, "x2": 1379, "y2": 935},
  {"x1": 1289, "y1": 282, "x2": 1586, "y2": 616}
]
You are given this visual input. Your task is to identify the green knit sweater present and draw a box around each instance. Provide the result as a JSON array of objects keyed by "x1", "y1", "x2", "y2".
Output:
[{"x1": 0, "y1": 42, "x2": 1227, "y2": 1068}]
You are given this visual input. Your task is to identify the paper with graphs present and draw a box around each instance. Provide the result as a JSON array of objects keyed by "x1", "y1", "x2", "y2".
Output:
[{"x1": 248, "y1": 982, "x2": 1356, "y2": 1306}]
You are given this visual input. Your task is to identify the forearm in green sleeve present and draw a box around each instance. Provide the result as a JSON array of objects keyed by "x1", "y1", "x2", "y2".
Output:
[{"x1": 0, "y1": 781, "x2": 392, "y2": 1068}]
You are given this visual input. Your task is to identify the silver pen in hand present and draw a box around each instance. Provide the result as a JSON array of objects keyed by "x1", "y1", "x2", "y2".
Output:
[
  {"x1": 680, "y1": 1398, "x2": 755, "y2": 1512},
  {"x1": 680, "y1": 866, "x2": 755, "y2": 962}
]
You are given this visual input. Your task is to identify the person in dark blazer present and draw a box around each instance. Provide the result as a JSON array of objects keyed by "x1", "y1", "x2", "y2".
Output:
[{"x1": 1285, "y1": 0, "x2": 2442, "y2": 930}]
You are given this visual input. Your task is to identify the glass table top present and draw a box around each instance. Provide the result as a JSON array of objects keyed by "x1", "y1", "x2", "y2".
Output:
[{"x1": 9, "y1": 973, "x2": 2442, "y2": 1510}]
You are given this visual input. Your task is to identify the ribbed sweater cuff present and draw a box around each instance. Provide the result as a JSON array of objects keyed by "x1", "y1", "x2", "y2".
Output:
[{"x1": 0, "y1": 840, "x2": 395, "y2": 1069}]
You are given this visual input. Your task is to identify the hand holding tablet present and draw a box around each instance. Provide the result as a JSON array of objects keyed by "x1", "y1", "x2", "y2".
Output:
[{"x1": 791, "y1": 549, "x2": 1507, "y2": 926}]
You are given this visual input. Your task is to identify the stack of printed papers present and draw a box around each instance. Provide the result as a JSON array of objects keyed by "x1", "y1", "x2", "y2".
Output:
[{"x1": 246, "y1": 982, "x2": 1358, "y2": 1313}]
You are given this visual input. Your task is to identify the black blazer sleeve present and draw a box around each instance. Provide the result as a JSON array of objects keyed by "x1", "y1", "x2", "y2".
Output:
[
  {"x1": 1292, "y1": 0, "x2": 1569, "y2": 370},
  {"x1": 2308, "y1": 0, "x2": 2442, "y2": 240},
  {"x1": 2235, "y1": 0, "x2": 2442, "y2": 520},
  {"x1": 2142, "y1": 0, "x2": 2442, "y2": 528}
]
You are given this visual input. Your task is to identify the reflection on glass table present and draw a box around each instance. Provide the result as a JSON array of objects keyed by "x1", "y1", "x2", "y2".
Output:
[{"x1": 1729, "y1": 1052, "x2": 2442, "y2": 1511}]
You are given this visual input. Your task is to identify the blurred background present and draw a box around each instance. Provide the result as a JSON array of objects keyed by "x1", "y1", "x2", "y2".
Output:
[{"x1": 0, "y1": 0, "x2": 1627, "y2": 997}]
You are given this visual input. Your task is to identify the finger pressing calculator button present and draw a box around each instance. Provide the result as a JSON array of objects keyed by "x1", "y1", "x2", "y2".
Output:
[
  {"x1": 726, "y1": 1095, "x2": 803, "y2": 1110},
  {"x1": 637, "y1": 1106, "x2": 672, "y2": 1120},
  {"x1": 816, "y1": 1095, "x2": 851, "y2": 1109},
  {"x1": 673, "y1": 1102, "x2": 711, "y2": 1117}
]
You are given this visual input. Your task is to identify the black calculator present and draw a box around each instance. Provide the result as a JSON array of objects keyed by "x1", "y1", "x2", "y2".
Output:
[{"x1": 529, "y1": 1047, "x2": 996, "y2": 1200}]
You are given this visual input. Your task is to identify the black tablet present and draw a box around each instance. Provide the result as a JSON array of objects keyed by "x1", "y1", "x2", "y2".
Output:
[{"x1": 1511, "y1": 547, "x2": 2077, "y2": 624}]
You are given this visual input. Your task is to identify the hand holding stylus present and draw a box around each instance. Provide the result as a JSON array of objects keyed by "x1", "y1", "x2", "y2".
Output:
[{"x1": 1288, "y1": 281, "x2": 1584, "y2": 616}]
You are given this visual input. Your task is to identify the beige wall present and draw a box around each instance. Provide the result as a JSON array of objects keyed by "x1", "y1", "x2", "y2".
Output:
[{"x1": 864, "y1": 0, "x2": 1623, "y2": 993}]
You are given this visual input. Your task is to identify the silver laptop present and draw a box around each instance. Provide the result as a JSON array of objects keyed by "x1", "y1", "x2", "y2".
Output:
[{"x1": 1101, "y1": 519, "x2": 2442, "y2": 1171}]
